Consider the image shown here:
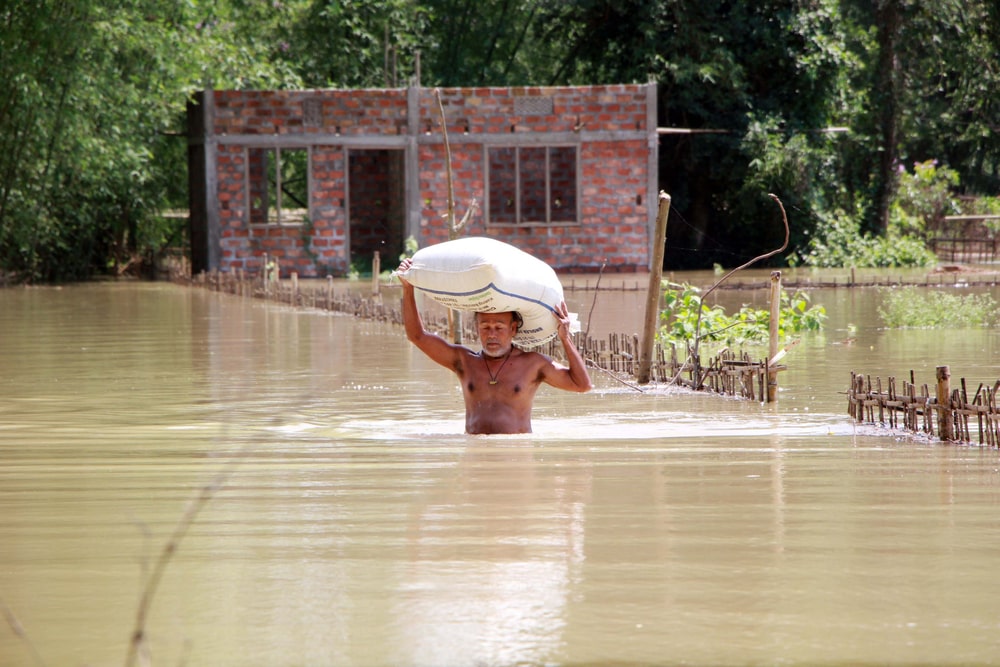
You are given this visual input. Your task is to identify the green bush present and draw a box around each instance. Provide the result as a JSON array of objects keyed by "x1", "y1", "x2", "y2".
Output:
[
  {"x1": 895, "y1": 160, "x2": 961, "y2": 233},
  {"x1": 658, "y1": 282, "x2": 826, "y2": 351},
  {"x1": 795, "y1": 209, "x2": 938, "y2": 268},
  {"x1": 878, "y1": 288, "x2": 999, "y2": 328},
  {"x1": 794, "y1": 160, "x2": 972, "y2": 269}
]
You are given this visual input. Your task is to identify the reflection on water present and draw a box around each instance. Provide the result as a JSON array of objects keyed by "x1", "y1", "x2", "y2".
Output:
[{"x1": 3, "y1": 281, "x2": 1000, "y2": 666}]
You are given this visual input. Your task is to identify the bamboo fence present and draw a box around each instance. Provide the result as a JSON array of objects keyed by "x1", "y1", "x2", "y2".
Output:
[
  {"x1": 178, "y1": 267, "x2": 777, "y2": 401},
  {"x1": 848, "y1": 368, "x2": 1000, "y2": 445},
  {"x1": 689, "y1": 269, "x2": 1000, "y2": 292},
  {"x1": 929, "y1": 214, "x2": 1000, "y2": 264}
]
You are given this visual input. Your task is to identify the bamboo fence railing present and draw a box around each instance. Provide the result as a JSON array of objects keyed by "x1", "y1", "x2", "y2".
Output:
[
  {"x1": 178, "y1": 267, "x2": 778, "y2": 401},
  {"x1": 848, "y1": 368, "x2": 1000, "y2": 444}
]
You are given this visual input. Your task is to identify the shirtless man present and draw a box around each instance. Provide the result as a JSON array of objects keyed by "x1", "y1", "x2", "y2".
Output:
[{"x1": 397, "y1": 258, "x2": 592, "y2": 434}]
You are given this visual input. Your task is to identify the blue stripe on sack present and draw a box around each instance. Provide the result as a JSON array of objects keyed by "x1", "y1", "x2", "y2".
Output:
[{"x1": 416, "y1": 282, "x2": 557, "y2": 314}]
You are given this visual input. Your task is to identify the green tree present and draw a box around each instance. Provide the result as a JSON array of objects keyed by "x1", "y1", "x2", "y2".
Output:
[
  {"x1": 841, "y1": 0, "x2": 1000, "y2": 235},
  {"x1": 531, "y1": 0, "x2": 999, "y2": 268},
  {"x1": 894, "y1": 1, "x2": 1000, "y2": 195},
  {"x1": 534, "y1": 0, "x2": 855, "y2": 269},
  {"x1": 0, "y1": 0, "x2": 303, "y2": 282},
  {"x1": 288, "y1": 0, "x2": 428, "y2": 88},
  {"x1": 420, "y1": 0, "x2": 570, "y2": 86},
  {"x1": 3, "y1": 0, "x2": 999, "y2": 280},
  {"x1": 0, "y1": 0, "x2": 94, "y2": 280}
]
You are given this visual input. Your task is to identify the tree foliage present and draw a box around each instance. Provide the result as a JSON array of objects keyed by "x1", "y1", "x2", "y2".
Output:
[
  {"x1": 0, "y1": 0, "x2": 300, "y2": 281},
  {"x1": 287, "y1": 0, "x2": 429, "y2": 88},
  {"x1": 1, "y1": 0, "x2": 998, "y2": 281}
]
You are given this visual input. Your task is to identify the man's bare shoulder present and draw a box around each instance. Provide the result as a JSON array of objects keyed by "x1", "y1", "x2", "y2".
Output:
[{"x1": 450, "y1": 344, "x2": 485, "y2": 372}]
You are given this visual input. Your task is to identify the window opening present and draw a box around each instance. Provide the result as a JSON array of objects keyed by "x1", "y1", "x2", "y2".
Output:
[
  {"x1": 248, "y1": 147, "x2": 309, "y2": 225},
  {"x1": 486, "y1": 145, "x2": 578, "y2": 225}
]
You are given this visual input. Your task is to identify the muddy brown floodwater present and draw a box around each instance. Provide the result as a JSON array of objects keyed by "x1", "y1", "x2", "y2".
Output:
[{"x1": 2, "y1": 276, "x2": 1000, "y2": 666}]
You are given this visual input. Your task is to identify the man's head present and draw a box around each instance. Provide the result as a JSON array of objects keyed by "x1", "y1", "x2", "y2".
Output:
[{"x1": 475, "y1": 311, "x2": 522, "y2": 357}]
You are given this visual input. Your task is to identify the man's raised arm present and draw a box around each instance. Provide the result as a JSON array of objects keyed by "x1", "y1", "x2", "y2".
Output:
[
  {"x1": 398, "y1": 260, "x2": 463, "y2": 371},
  {"x1": 543, "y1": 301, "x2": 593, "y2": 392}
]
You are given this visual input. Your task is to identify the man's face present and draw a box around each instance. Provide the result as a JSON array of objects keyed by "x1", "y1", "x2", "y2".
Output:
[{"x1": 476, "y1": 312, "x2": 517, "y2": 357}]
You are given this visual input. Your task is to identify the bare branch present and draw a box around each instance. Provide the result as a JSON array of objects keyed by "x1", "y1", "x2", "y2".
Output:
[{"x1": 1, "y1": 594, "x2": 47, "y2": 667}]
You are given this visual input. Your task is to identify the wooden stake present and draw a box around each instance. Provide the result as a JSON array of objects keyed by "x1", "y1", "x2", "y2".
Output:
[
  {"x1": 435, "y1": 88, "x2": 477, "y2": 345},
  {"x1": 372, "y1": 250, "x2": 381, "y2": 295},
  {"x1": 767, "y1": 270, "x2": 781, "y2": 402},
  {"x1": 936, "y1": 365, "x2": 953, "y2": 441},
  {"x1": 637, "y1": 192, "x2": 670, "y2": 384}
]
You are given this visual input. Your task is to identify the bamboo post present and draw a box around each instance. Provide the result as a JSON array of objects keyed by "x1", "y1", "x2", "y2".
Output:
[
  {"x1": 767, "y1": 270, "x2": 781, "y2": 402},
  {"x1": 273, "y1": 259, "x2": 280, "y2": 302},
  {"x1": 291, "y1": 271, "x2": 299, "y2": 305},
  {"x1": 262, "y1": 253, "x2": 270, "y2": 292},
  {"x1": 436, "y1": 88, "x2": 473, "y2": 346},
  {"x1": 936, "y1": 365, "x2": 953, "y2": 441},
  {"x1": 371, "y1": 250, "x2": 381, "y2": 295},
  {"x1": 637, "y1": 192, "x2": 671, "y2": 384}
]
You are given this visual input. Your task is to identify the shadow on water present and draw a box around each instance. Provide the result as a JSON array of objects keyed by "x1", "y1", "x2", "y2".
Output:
[{"x1": 2, "y1": 277, "x2": 1000, "y2": 666}]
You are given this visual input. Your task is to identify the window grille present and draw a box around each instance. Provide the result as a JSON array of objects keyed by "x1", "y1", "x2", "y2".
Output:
[
  {"x1": 247, "y1": 147, "x2": 310, "y2": 226},
  {"x1": 485, "y1": 145, "x2": 578, "y2": 226}
]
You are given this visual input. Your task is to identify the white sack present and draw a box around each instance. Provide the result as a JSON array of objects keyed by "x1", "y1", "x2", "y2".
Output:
[{"x1": 397, "y1": 236, "x2": 579, "y2": 348}]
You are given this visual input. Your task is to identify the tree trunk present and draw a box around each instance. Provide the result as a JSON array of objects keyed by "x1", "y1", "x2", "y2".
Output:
[{"x1": 870, "y1": 0, "x2": 903, "y2": 236}]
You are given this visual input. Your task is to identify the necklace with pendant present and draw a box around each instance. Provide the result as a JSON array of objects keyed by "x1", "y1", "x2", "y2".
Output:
[{"x1": 482, "y1": 349, "x2": 512, "y2": 385}]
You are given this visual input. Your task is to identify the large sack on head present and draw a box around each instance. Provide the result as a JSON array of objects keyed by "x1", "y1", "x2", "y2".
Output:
[{"x1": 397, "y1": 236, "x2": 579, "y2": 348}]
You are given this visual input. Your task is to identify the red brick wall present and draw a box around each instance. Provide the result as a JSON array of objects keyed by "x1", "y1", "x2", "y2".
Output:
[
  {"x1": 216, "y1": 143, "x2": 253, "y2": 272},
  {"x1": 212, "y1": 89, "x2": 408, "y2": 137},
  {"x1": 417, "y1": 86, "x2": 651, "y2": 270},
  {"x1": 422, "y1": 86, "x2": 649, "y2": 135},
  {"x1": 199, "y1": 84, "x2": 654, "y2": 277},
  {"x1": 309, "y1": 146, "x2": 348, "y2": 274}
]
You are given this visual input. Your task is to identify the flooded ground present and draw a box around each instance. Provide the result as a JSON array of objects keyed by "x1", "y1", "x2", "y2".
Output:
[{"x1": 3, "y1": 277, "x2": 1000, "y2": 666}]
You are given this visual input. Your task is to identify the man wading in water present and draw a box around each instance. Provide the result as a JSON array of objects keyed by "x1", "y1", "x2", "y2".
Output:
[{"x1": 397, "y1": 258, "x2": 592, "y2": 434}]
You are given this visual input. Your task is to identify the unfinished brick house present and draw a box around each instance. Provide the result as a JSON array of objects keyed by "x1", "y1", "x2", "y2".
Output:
[{"x1": 187, "y1": 83, "x2": 658, "y2": 277}]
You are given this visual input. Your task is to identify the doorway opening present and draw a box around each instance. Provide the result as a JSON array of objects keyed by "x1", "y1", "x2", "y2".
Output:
[{"x1": 348, "y1": 149, "x2": 406, "y2": 275}]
